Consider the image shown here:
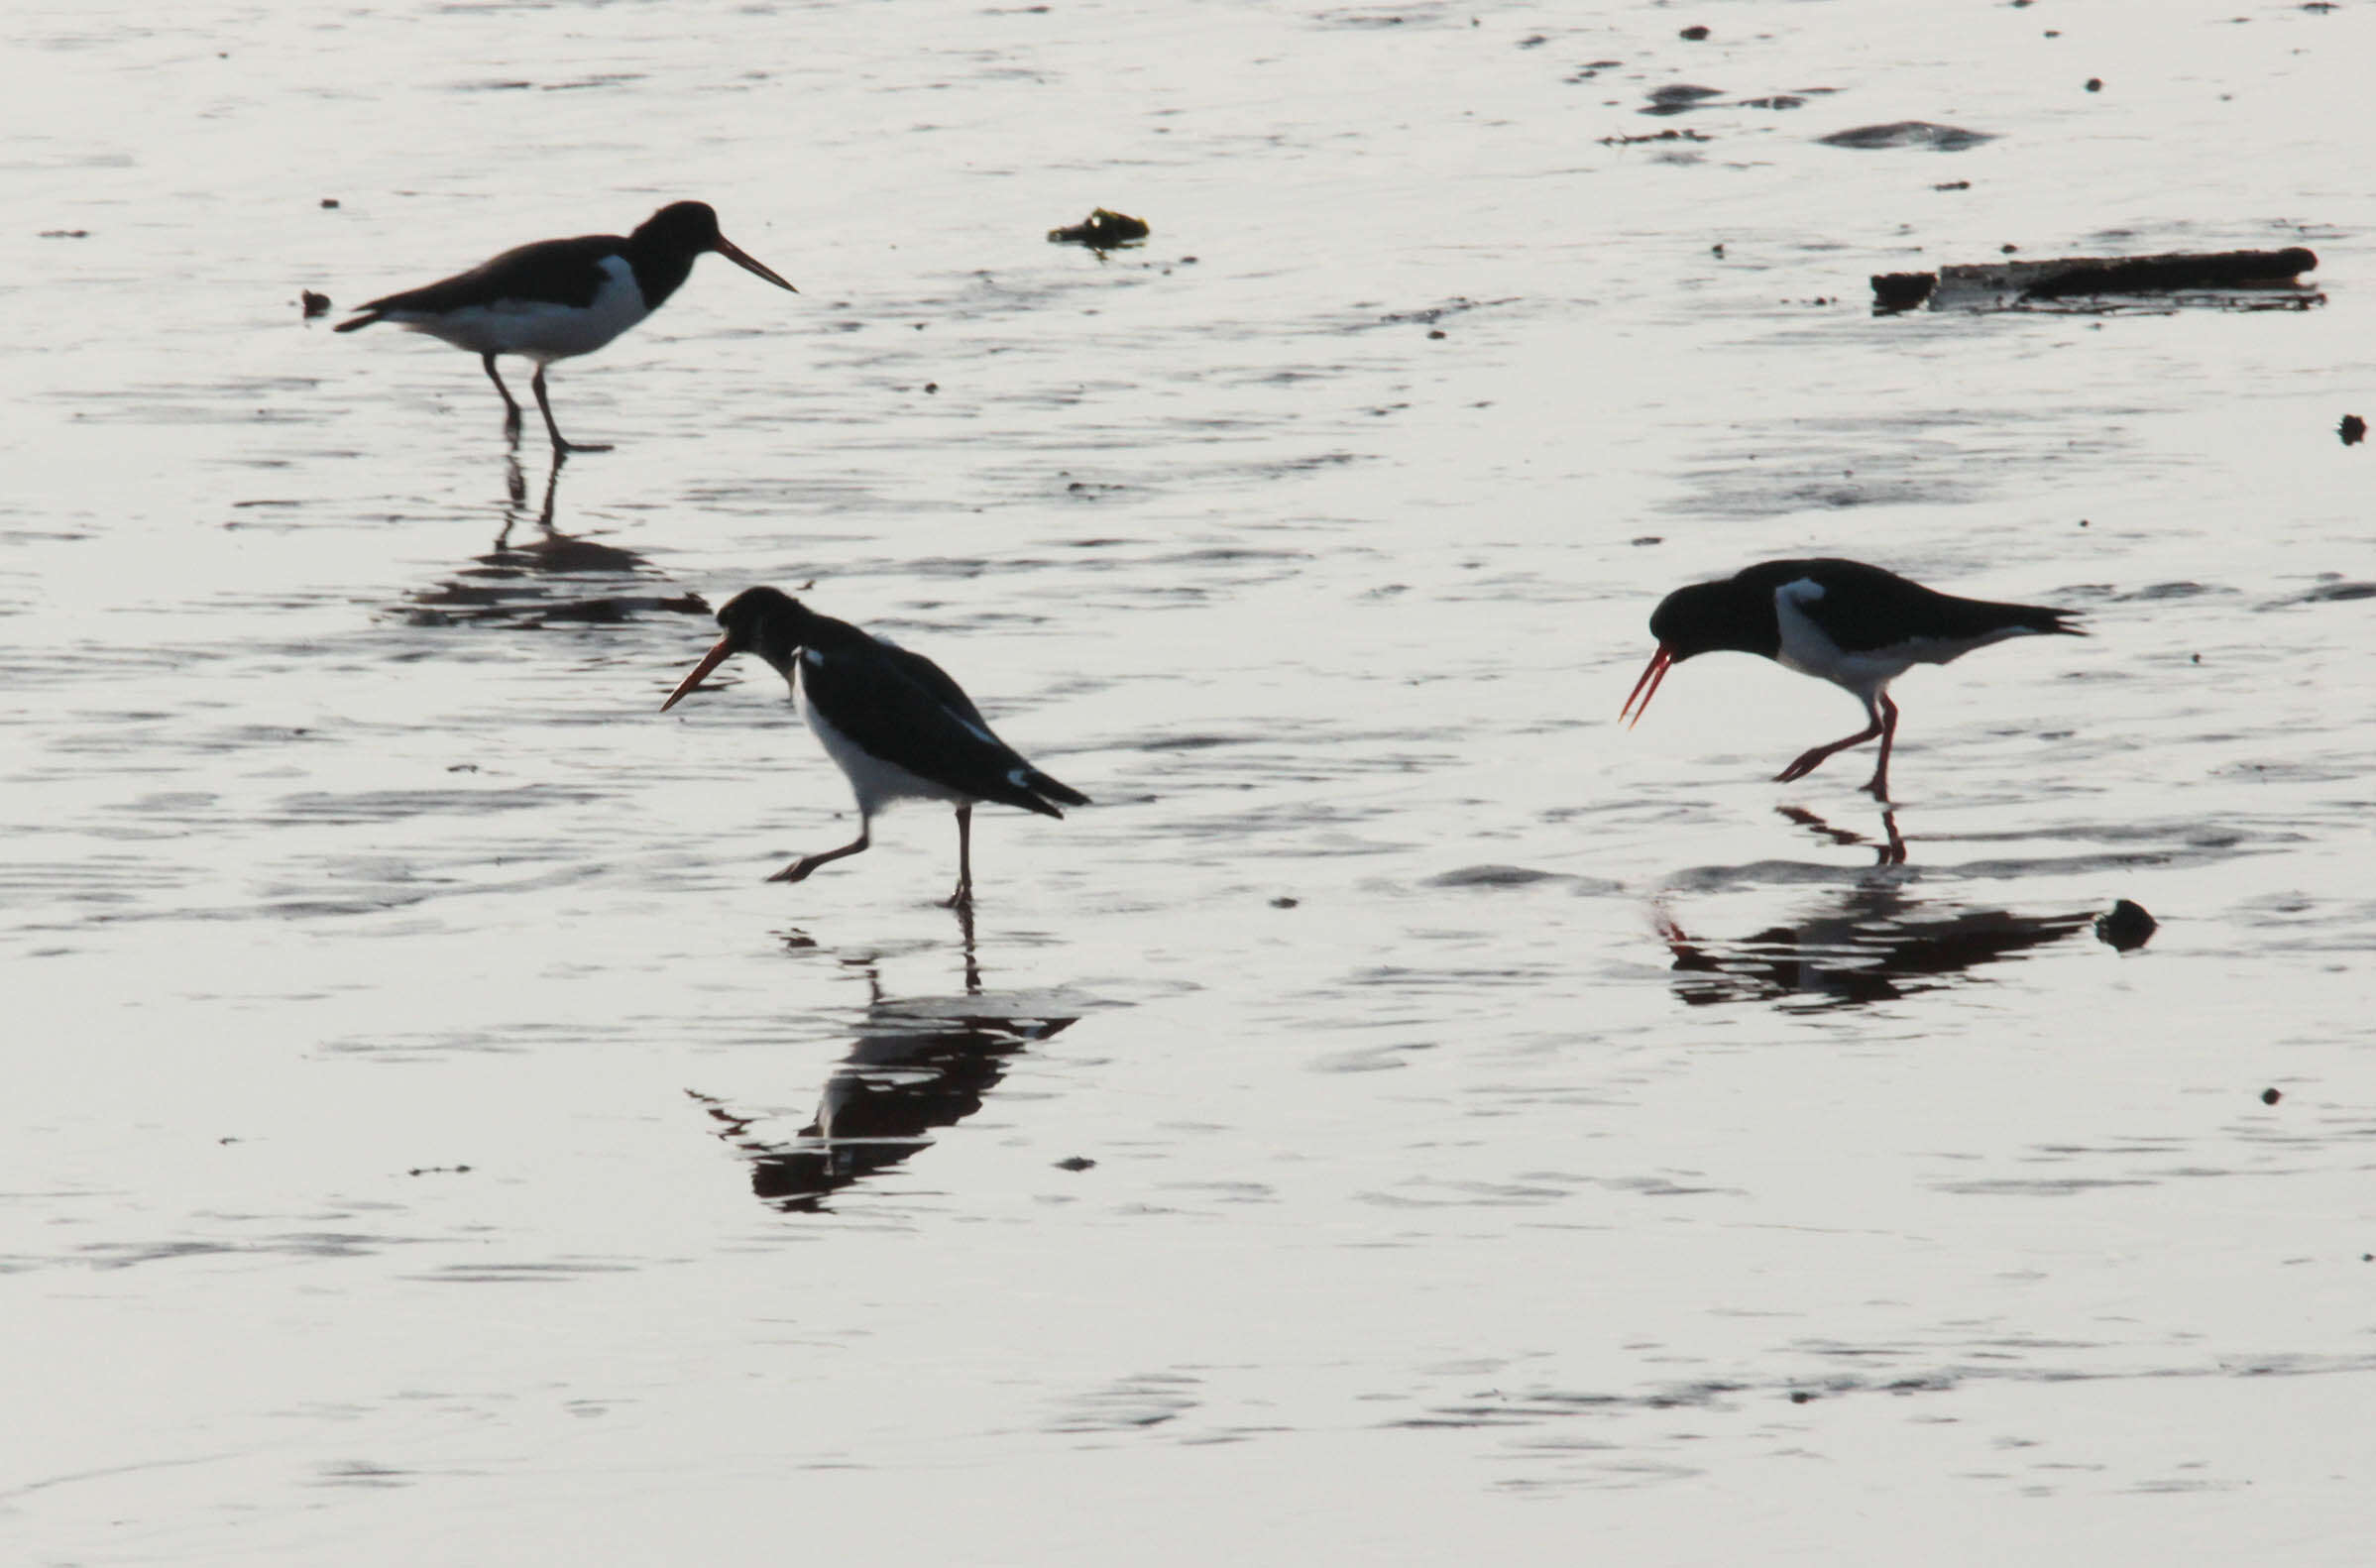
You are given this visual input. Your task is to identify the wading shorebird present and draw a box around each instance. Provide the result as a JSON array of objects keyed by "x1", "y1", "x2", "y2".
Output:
[
  {"x1": 662, "y1": 587, "x2": 1088, "y2": 907},
  {"x1": 1621, "y1": 558, "x2": 2084, "y2": 799},
  {"x1": 336, "y1": 201, "x2": 795, "y2": 453}
]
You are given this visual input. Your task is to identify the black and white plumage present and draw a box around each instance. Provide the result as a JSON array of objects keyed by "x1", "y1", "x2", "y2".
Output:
[
  {"x1": 336, "y1": 201, "x2": 796, "y2": 453},
  {"x1": 661, "y1": 587, "x2": 1088, "y2": 906},
  {"x1": 1621, "y1": 558, "x2": 2084, "y2": 799}
]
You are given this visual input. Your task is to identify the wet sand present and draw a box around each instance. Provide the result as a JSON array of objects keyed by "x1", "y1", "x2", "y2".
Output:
[{"x1": 6, "y1": 0, "x2": 2375, "y2": 1560}]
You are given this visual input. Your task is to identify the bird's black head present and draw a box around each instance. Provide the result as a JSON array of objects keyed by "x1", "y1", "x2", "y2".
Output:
[
  {"x1": 632, "y1": 201, "x2": 796, "y2": 293},
  {"x1": 1645, "y1": 576, "x2": 1776, "y2": 662},
  {"x1": 637, "y1": 201, "x2": 726, "y2": 252},
  {"x1": 660, "y1": 585, "x2": 815, "y2": 712},
  {"x1": 713, "y1": 585, "x2": 816, "y2": 676},
  {"x1": 1621, "y1": 572, "x2": 1778, "y2": 728}
]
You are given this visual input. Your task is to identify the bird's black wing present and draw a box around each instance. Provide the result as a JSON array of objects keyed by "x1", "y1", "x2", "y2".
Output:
[
  {"x1": 804, "y1": 641, "x2": 1088, "y2": 817},
  {"x1": 338, "y1": 234, "x2": 626, "y2": 326},
  {"x1": 1754, "y1": 559, "x2": 2082, "y2": 653}
]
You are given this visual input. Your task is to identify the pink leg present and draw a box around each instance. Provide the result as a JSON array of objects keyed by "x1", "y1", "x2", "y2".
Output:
[
  {"x1": 1775, "y1": 694, "x2": 1888, "y2": 786},
  {"x1": 768, "y1": 822, "x2": 871, "y2": 883},
  {"x1": 1862, "y1": 692, "x2": 1900, "y2": 800}
]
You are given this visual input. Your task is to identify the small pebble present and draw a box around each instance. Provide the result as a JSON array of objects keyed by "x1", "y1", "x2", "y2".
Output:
[
  {"x1": 1271, "y1": 896, "x2": 1300, "y2": 909},
  {"x1": 2085, "y1": 77, "x2": 2103, "y2": 92},
  {"x1": 2261, "y1": 1088, "x2": 2282, "y2": 1105},
  {"x1": 2094, "y1": 899, "x2": 2158, "y2": 952},
  {"x1": 1056, "y1": 1156, "x2": 1096, "y2": 1172},
  {"x1": 2337, "y1": 413, "x2": 2365, "y2": 446},
  {"x1": 1680, "y1": 25, "x2": 1710, "y2": 41},
  {"x1": 320, "y1": 197, "x2": 341, "y2": 209},
  {"x1": 300, "y1": 289, "x2": 331, "y2": 319}
]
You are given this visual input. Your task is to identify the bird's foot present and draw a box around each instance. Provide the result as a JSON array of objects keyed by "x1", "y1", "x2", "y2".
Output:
[
  {"x1": 1862, "y1": 772, "x2": 1893, "y2": 803},
  {"x1": 551, "y1": 438, "x2": 613, "y2": 455},
  {"x1": 942, "y1": 882, "x2": 974, "y2": 910},
  {"x1": 766, "y1": 857, "x2": 822, "y2": 884},
  {"x1": 1774, "y1": 749, "x2": 1831, "y2": 785}
]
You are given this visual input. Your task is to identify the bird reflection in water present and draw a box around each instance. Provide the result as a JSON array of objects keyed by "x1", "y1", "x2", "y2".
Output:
[
  {"x1": 1778, "y1": 803, "x2": 1906, "y2": 867},
  {"x1": 690, "y1": 912, "x2": 1079, "y2": 1212},
  {"x1": 1654, "y1": 806, "x2": 2090, "y2": 1009},
  {"x1": 403, "y1": 450, "x2": 710, "y2": 628}
]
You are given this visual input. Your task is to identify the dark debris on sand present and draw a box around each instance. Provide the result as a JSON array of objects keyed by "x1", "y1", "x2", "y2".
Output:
[
  {"x1": 2093, "y1": 900, "x2": 2158, "y2": 952},
  {"x1": 1048, "y1": 208, "x2": 1150, "y2": 250},
  {"x1": 1873, "y1": 247, "x2": 2320, "y2": 314}
]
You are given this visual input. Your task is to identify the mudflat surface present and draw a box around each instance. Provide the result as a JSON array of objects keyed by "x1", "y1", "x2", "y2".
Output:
[{"x1": 5, "y1": 1, "x2": 2373, "y2": 1562}]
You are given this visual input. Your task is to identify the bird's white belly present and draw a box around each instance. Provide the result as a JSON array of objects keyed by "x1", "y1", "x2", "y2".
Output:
[
  {"x1": 799, "y1": 678, "x2": 975, "y2": 815},
  {"x1": 1777, "y1": 621, "x2": 2039, "y2": 698},
  {"x1": 1775, "y1": 635, "x2": 1916, "y2": 695},
  {"x1": 392, "y1": 256, "x2": 649, "y2": 363}
]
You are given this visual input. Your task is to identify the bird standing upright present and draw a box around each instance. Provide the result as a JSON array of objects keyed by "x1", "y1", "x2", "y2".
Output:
[
  {"x1": 1621, "y1": 558, "x2": 2084, "y2": 799},
  {"x1": 661, "y1": 587, "x2": 1088, "y2": 907},
  {"x1": 336, "y1": 201, "x2": 796, "y2": 453}
]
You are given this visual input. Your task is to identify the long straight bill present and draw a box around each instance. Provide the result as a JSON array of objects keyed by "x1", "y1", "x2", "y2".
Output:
[
  {"x1": 661, "y1": 636, "x2": 735, "y2": 711},
  {"x1": 715, "y1": 236, "x2": 797, "y2": 292},
  {"x1": 1620, "y1": 644, "x2": 1675, "y2": 729}
]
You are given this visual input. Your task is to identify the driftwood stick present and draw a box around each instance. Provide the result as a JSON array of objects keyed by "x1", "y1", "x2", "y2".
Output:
[{"x1": 1872, "y1": 247, "x2": 2318, "y2": 309}]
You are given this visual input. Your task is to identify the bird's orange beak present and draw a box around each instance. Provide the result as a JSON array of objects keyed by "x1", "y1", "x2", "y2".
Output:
[
  {"x1": 1620, "y1": 644, "x2": 1675, "y2": 729},
  {"x1": 714, "y1": 235, "x2": 797, "y2": 293},
  {"x1": 662, "y1": 635, "x2": 735, "y2": 711}
]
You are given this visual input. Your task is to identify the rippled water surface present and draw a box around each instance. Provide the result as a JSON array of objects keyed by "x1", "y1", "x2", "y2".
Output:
[{"x1": 8, "y1": 0, "x2": 2376, "y2": 1560}]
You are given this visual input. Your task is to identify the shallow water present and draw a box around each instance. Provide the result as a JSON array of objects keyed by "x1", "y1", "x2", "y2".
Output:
[{"x1": 7, "y1": 0, "x2": 2376, "y2": 1560}]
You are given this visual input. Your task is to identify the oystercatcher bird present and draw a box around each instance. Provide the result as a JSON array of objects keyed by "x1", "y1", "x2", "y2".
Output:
[
  {"x1": 336, "y1": 201, "x2": 796, "y2": 453},
  {"x1": 1621, "y1": 558, "x2": 2083, "y2": 799},
  {"x1": 661, "y1": 587, "x2": 1088, "y2": 906}
]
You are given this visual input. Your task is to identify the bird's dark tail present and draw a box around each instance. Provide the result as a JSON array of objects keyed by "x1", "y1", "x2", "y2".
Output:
[
  {"x1": 1962, "y1": 597, "x2": 2085, "y2": 639},
  {"x1": 1025, "y1": 768, "x2": 1090, "y2": 812},
  {"x1": 332, "y1": 310, "x2": 382, "y2": 334}
]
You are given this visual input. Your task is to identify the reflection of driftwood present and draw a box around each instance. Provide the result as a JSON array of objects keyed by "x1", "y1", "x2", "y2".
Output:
[
  {"x1": 1818, "y1": 121, "x2": 1991, "y2": 151},
  {"x1": 1874, "y1": 247, "x2": 2318, "y2": 311}
]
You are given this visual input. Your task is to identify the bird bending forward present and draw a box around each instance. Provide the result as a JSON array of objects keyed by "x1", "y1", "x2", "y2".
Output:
[
  {"x1": 662, "y1": 587, "x2": 1087, "y2": 906},
  {"x1": 1622, "y1": 558, "x2": 2084, "y2": 799}
]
